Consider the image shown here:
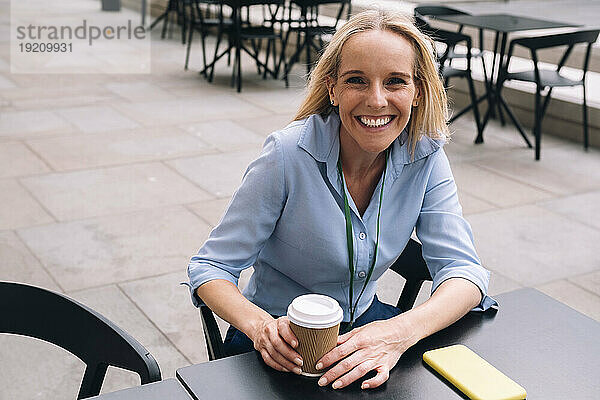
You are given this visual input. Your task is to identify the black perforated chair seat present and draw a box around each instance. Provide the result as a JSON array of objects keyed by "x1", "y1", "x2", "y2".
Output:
[{"x1": 505, "y1": 69, "x2": 582, "y2": 87}]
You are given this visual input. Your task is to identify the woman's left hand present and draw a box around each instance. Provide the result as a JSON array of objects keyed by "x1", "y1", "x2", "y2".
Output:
[{"x1": 315, "y1": 317, "x2": 420, "y2": 390}]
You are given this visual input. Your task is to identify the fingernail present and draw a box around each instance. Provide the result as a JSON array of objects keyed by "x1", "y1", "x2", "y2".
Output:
[
  {"x1": 332, "y1": 381, "x2": 342, "y2": 389},
  {"x1": 291, "y1": 340, "x2": 297, "y2": 348},
  {"x1": 318, "y1": 377, "x2": 327, "y2": 386},
  {"x1": 293, "y1": 367, "x2": 302, "y2": 375},
  {"x1": 294, "y1": 358, "x2": 303, "y2": 366},
  {"x1": 362, "y1": 383, "x2": 369, "y2": 389},
  {"x1": 315, "y1": 362, "x2": 323, "y2": 370}
]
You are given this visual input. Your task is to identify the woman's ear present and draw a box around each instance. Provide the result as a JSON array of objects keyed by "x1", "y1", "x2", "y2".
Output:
[
  {"x1": 325, "y1": 76, "x2": 337, "y2": 106},
  {"x1": 412, "y1": 82, "x2": 422, "y2": 107}
]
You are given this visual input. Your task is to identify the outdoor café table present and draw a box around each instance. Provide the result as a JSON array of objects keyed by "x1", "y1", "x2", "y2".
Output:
[
  {"x1": 198, "y1": 0, "x2": 282, "y2": 92},
  {"x1": 176, "y1": 288, "x2": 600, "y2": 399},
  {"x1": 433, "y1": 13, "x2": 580, "y2": 144},
  {"x1": 89, "y1": 378, "x2": 192, "y2": 400}
]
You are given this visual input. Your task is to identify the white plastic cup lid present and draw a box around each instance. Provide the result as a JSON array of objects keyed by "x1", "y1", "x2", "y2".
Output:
[{"x1": 287, "y1": 294, "x2": 343, "y2": 329}]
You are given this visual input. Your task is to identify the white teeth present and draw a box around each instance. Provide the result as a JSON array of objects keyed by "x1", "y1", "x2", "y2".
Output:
[{"x1": 359, "y1": 116, "x2": 391, "y2": 127}]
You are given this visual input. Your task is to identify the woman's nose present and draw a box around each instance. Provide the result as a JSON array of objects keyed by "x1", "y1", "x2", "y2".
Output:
[{"x1": 366, "y1": 85, "x2": 387, "y2": 109}]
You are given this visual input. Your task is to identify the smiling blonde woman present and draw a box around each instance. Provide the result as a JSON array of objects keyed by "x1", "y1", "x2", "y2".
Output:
[{"x1": 188, "y1": 9, "x2": 496, "y2": 390}]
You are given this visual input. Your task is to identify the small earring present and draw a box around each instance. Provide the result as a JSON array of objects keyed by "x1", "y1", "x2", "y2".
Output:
[
  {"x1": 413, "y1": 101, "x2": 419, "y2": 107},
  {"x1": 331, "y1": 99, "x2": 335, "y2": 106}
]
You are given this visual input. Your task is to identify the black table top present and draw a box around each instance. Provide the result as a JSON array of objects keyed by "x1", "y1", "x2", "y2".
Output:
[
  {"x1": 435, "y1": 13, "x2": 580, "y2": 33},
  {"x1": 89, "y1": 379, "x2": 192, "y2": 400},
  {"x1": 176, "y1": 288, "x2": 600, "y2": 400}
]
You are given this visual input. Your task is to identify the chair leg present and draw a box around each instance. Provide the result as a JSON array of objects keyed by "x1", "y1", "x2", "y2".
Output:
[
  {"x1": 534, "y1": 86, "x2": 542, "y2": 161},
  {"x1": 263, "y1": 39, "x2": 271, "y2": 79},
  {"x1": 237, "y1": 43, "x2": 242, "y2": 92},
  {"x1": 583, "y1": 83, "x2": 589, "y2": 150},
  {"x1": 200, "y1": 30, "x2": 208, "y2": 77},
  {"x1": 467, "y1": 74, "x2": 483, "y2": 143},
  {"x1": 78, "y1": 363, "x2": 108, "y2": 399},
  {"x1": 184, "y1": 24, "x2": 194, "y2": 70}
]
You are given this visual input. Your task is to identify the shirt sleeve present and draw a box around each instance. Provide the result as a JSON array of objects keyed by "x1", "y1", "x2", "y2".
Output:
[
  {"x1": 187, "y1": 134, "x2": 287, "y2": 307},
  {"x1": 415, "y1": 149, "x2": 497, "y2": 311}
]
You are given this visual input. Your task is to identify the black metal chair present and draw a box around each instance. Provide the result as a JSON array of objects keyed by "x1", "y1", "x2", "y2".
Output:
[
  {"x1": 198, "y1": 238, "x2": 432, "y2": 361},
  {"x1": 281, "y1": 0, "x2": 350, "y2": 87},
  {"x1": 0, "y1": 282, "x2": 161, "y2": 399},
  {"x1": 414, "y1": 5, "x2": 485, "y2": 71},
  {"x1": 185, "y1": 0, "x2": 234, "y2": 78},
  {"x1": 150, "y1": 0, "x2": 190, "y2": 44},
  {"x1": 416, "y1": 16, "x2": 483, "y2": 142},
  {"x1": 498, "y1": 29, "x2": 600, "y2": 160}
]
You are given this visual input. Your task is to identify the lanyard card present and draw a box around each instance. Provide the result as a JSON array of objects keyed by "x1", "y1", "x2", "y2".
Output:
[{"x1": 423, "y1": 344, "x2": 526, "y2": 400}]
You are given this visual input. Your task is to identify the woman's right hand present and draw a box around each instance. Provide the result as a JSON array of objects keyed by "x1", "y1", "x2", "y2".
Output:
[{"x1": 250, "y1": 316, "x2": 304, "y2": 374}]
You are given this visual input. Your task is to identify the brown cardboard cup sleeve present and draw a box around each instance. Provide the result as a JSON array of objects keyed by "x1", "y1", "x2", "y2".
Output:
[{"x1": 287, "y1": 294, "x2": 344, "y2": 377}]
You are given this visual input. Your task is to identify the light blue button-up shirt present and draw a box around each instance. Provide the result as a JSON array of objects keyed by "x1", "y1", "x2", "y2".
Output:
[{"x1": 188, "y1": 113, "x2": 497, "y2": 321}]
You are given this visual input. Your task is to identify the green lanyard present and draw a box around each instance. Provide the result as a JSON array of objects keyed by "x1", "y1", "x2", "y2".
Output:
[{"x1": 337, "y1": 149, "x2": 388, "y2": 326}]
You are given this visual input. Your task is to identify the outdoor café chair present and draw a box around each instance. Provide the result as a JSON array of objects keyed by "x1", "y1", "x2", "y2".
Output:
[
  {"x1": 150, "y1": 0, "x2": 190, "y2": 44},
  {"x1": 498, "y1": 29, "x2": 600, "y2": 160},
  {"x1": 198, "y1": 238, "x2": 432, "y2": 361},
  {"x1": 281, "y1": 0, "x2": 351, "y2": 87},
  {"x1": 414, "y1": 5, "x2": 486, "y2": 78},
  {"x1": 185, "y1": 0, "x2": 234, "y2": 78},
  {"x1": 0, "y1": 281, "x2": 161, "y2": 399},
  {"x1": 416, "y1": 15, "x2": 483, "y2": 141}
]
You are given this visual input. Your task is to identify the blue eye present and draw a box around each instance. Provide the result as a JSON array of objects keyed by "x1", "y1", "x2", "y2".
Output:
[
  {"x1": 387, "y1": 77, "x2": 407, "y2": 85},
  {"x1": 345, "y1": 76, "x2": 365, "y2": 84}
]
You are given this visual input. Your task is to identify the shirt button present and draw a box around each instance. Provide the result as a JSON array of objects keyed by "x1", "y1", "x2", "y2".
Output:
[
  {"x1": 358, "y1": 232, "x2": 366, "y2": 240},
  {"x1": 358, "y1": 271, "x2": 366, "y2": 278}
]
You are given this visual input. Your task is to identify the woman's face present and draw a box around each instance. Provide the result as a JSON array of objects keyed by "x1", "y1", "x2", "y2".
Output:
[{"x1": 327, "y1": 30, "x2": 421, "y2": 155}]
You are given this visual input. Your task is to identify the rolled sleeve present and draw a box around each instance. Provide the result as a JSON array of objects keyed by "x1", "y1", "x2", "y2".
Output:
[
  {"x1": 416, "y1": 149, "x2": 497, "y2": 311},
  {"x1": 187, "y1": 134, "x2": 287, "y2": 307}
]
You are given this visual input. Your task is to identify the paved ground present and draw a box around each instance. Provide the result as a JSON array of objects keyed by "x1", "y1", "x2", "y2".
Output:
[{"x1": 1, "y1": 1, "x2": 599, "y2": 398}]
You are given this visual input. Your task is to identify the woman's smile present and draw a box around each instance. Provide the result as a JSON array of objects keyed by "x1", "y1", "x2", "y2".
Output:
[{"x1": 356, "y1": 115, "x2": 396, "y2": 129}]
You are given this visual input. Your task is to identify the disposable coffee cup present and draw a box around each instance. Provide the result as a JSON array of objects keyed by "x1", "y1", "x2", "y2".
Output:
[{"x1": 287, "y1": 294, "x2": 343, "y2": 377}]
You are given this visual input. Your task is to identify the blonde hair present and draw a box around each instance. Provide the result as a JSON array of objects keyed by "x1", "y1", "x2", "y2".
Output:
[{"x1": 294, "y1": 9, "x2": 450, "y2": 155}]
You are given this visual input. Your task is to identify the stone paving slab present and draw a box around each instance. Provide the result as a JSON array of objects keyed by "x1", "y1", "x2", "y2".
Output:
[
  {"x1": 27, "y1": 126, "x2": 214, "y2": 171},
  {"x1": 452, "y1": 161, "x2": 555, "y2": 208},
  {"x1": 20, "y1": 162, "x2": 213, "y2": 221},
  {"x1": 0, "y1": 230, "x2": 60, "y2": 291},
  {"x1": 0, "y1": 179, "x2": 54, "y2": 230},
  {"x1": 0, "y1": 141, "x2": 50, "y2": 178},
  {"x1": 17, "y1": 206, "x2": 211, "y2": 292},
  {"x1": 180, "y1": 120, "x2": 265, "y2": 152},
  {"x1": 120, "y1": 271, "x2": 209, "y2": 365},
  {"x1": 536, "y1": 279, "x2": 600, "y2": 321},
  {"x1": 568, "y1": 270, "x2": 600, "y2": 297},
  {"x1": 539, "y1": 190, "x2": 600, "y2": 231},
  {"x1": 166, "y1": 150, "x2": 263, "y2": 198},
  {"x1": 467, "y1": 204, "x2": 600, "y2": 286},
  {"x1": 186, "y1": 198, "x2": 232, "y2": 227},
  {"x1": 0, "y1": 110, "x2": 74, "y2": 139},
  {"x1": 473, "y1": 145, "x2": 600, "y2": 195},
  {"x1": 56, "y1": 105, "x2": 141, "y2": 134}
]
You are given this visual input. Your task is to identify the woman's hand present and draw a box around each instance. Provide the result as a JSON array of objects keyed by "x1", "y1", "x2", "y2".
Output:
[
  {"x1": 315, "y1": 317, "x2": 420, "y2": 389},
  {"x1": 250, "y1": 316, "x2": 304, "y2": 375}
]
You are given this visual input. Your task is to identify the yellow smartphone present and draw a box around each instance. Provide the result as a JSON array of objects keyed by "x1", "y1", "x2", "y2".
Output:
[{"x1": 423, "y1": 344, "x2": 526, "y2": 400}]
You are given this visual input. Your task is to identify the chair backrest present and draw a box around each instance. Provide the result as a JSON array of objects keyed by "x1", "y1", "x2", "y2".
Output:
[
  {"x1": 506, "y1": 29, "x2": 600, "y2": 82},
  {"x1": 414, "y1": 5, "x2": 469, "y2": 18},
  {"x1": 511, "y1": 29, "x2": 600, "y2": 51},
  {"x1": 0, "y1": 282, "x2": 161, "y2": 399},
  {"x1": 291, "y1": 0, "x2": 350, "y2": 28},
  {"x1": 199, "y1": 238, "x2": 432, "y2": 361}
]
